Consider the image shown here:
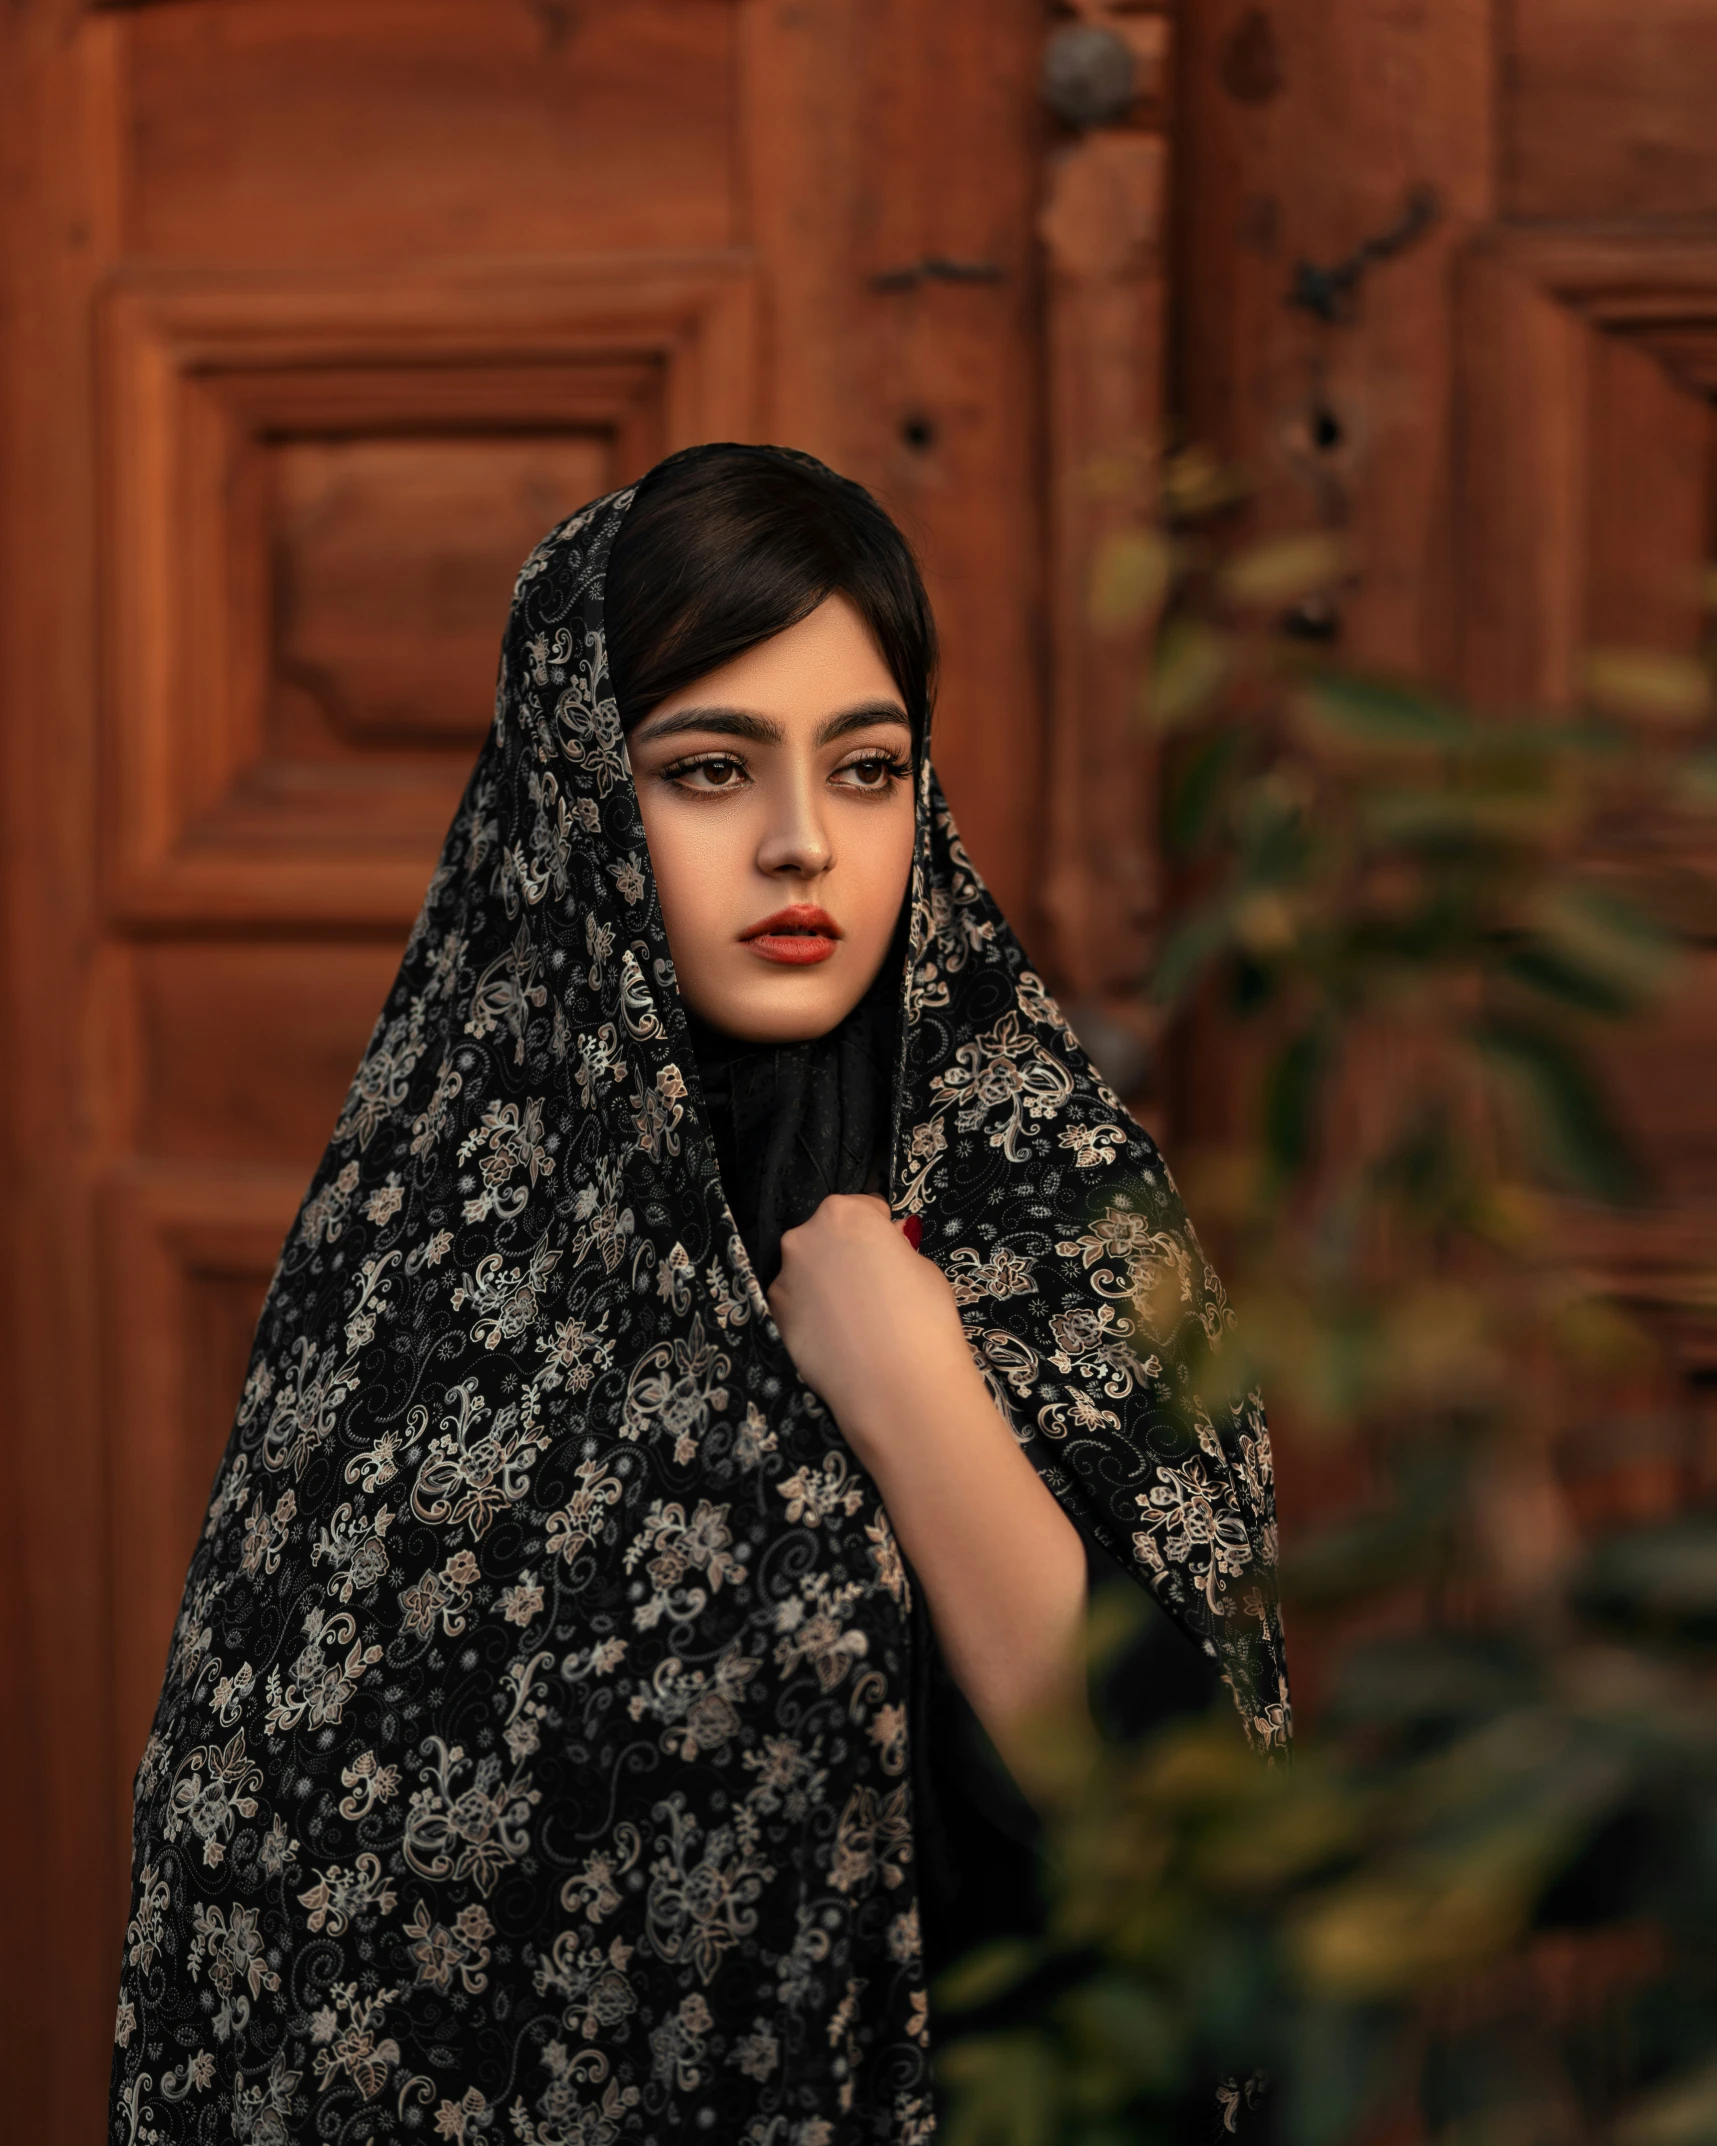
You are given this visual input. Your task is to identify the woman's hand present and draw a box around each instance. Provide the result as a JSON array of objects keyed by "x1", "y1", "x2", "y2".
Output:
[
  {"x1": 768, "y1": 1194, "x2": 1093, "y2": 1807},
  {"x1": 767, "y1": 1194, "x2": 970, "y2": 1458}
]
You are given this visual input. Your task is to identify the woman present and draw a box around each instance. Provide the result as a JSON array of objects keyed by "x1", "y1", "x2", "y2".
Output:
[{"x1": 111, "y1": 445, "x2": 1286, "y2": 2143}]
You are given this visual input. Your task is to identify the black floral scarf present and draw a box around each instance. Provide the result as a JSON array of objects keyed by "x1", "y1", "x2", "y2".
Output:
[{"x1": 111, "y1": 470, "x2": 1288, "y2": 2145}]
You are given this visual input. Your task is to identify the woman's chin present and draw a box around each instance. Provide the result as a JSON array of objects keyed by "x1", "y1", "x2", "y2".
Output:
[{"x1": 685, "y1": 970, "x2": 865, "y2": 1046}]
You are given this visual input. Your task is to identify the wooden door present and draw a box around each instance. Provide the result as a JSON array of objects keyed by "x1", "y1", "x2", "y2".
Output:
[
  {"x1": 0, "y1": 0, "x2": 1063, "y2": 2126},
  {"x1": 1175, "y1": 1, "x2": 1717, "y2": 1521}
]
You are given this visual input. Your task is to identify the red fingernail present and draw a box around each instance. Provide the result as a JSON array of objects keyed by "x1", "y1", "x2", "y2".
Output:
[{"x1": 900, "y1": 1215, "x2": 923, "y2": 1250}]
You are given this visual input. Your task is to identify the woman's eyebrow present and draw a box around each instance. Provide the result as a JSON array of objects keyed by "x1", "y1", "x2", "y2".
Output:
[
  {"x1": 814, "y1": 702, "x2": 912, "y2": 746},
  {"x1": 632, "y1": 707, "x2": 784, "y2": 746},
  {"x1": 633, "y1": 701, "x2": 910, "y2": 748}
]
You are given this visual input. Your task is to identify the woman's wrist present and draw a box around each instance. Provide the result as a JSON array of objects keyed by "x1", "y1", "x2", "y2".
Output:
[{"x1": 827, "y1": 1350, "x2": 985, "y2": 1476}]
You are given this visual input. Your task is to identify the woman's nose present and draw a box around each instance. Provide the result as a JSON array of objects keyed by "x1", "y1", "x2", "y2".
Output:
[{"x1": 755, "y1": 771, "x2": 832, "y2": 879}]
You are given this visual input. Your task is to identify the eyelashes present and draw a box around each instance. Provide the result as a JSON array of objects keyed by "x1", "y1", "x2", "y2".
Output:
[
  {"x1": 658, "y1": 752, "x2": 747, "y2": 792},
  {"x1": 656, "y1": 750, "x2": 910, "y2": 795},
  {"x1": 835, "y1": 752, "x2": 912, "y2": 791}
]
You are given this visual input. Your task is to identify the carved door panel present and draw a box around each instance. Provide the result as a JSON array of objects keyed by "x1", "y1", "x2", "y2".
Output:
[
  {"x1": 1452, "y1": 15, "x2": 1717, "y2": 1402},
  {"x1": 0, "y1": 0, "x2": 1052, "y2": 2124},
  {"x1": 1175, "y1": 0, "x2": 1717, "y2": 1411}
]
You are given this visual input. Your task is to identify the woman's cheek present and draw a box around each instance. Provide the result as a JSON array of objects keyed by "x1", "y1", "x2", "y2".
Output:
[
  {"x1": 847, "y1": 797, "x2": 916, "y2": 952},
  {"x1": 639, "y1": 799, "x2": 746, "y2": 991}
]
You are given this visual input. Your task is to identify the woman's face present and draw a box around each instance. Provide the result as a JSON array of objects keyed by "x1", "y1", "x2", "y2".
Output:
[{"x1": 628, "y1": 594, "x2": 916, "y2": 1044}]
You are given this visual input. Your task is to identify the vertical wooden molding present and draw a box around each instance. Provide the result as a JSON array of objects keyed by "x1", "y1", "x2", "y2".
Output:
[
  {"x1": 841, "y1": 0, "x2": 1048, "y2": 934},
  {"x1": 1455, "y1": 228, "x2": 1717, "y2": 711},
  {"x1": 736, "y1": 0, "x2": 864, "y2": 462},
  {"x1": 1039, "y1": 37, "x2": 1169, "y2": 1006},
  {"x1": 1454, "y1": 245, "x2": 1591, "y2": 709}
]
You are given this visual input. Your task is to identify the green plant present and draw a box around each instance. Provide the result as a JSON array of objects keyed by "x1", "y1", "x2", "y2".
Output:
[{"x1": 937, "y1": 458, "x2": 1717, "y2": 2146}]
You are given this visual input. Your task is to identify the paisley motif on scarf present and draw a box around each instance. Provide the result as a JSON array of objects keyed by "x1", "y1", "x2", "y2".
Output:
[{"x1": 111, "y1": 468, "x2": 1288, "y2": 2144}]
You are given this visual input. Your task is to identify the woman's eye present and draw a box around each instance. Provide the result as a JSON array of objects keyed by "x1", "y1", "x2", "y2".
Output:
[
  {"x1": 666, "y1": 755, "x2": 748, "y2": 792},
  {"x1": 834, "y1": 753, "x2": 909, "y2": 791}
]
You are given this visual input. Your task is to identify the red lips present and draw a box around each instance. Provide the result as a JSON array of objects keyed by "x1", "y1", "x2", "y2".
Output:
[{"x1": 741, "y1": 903, "x2": 843, "y2": 966}]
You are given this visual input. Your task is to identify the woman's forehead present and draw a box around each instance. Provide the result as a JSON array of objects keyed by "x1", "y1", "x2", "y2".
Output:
[{"x1": 634, "y1": 595, "x2": 902, "y2": 731}]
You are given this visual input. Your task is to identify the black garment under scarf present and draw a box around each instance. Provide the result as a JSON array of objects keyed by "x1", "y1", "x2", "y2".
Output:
[
  {"x1": 112, "y1": 456, "x2": 1289, "y2": 2145},
  {"x1": 686, "y1": 949, "x2": 899, "y2": 1292}
]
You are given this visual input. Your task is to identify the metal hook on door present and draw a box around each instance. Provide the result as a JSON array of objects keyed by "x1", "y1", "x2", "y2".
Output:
[
  {"x1": 869, "y1": 257, "x2": 1007, "y2": 293},
  {"x1": 1287, "y1": 185, "x2": 1441, "y2": 324}
]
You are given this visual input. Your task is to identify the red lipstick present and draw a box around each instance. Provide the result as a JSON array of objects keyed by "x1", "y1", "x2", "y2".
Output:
[{"x1": 741, "y1": 903, "x2": 842, "y2": 966}]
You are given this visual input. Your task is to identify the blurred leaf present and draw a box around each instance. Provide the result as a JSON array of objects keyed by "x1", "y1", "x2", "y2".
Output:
[
  {"x1": 1283, "y1": 1496, "x2": 1448, "y2": 1604},
  {"x1": 1234, "y1": 889, "x2": 1299, "y2": 957},
  {"x1": 1672, "y1": 749, "x2": 1717, "y2": 813},
  {"x1": 939, "y1": 2033, "x2": 1063, "y2": 2146},
  {"x1": 1150, "y1": 901, "x2": 1237, "y2": 1009},
  {"x1": 1582, "y1": 649, "x2": 1713, "y2": 727},
  {"x1": 1284, "y1": 2007, "x2": 1403, "y2": 2146},
  {"x1": 1292, "y1": 673, "x2": 1469, "y2": 752},
  {"x1": 1330, "y1": 1637, "x2": 1531, "y2": 1733},
  {"x1": 1059, "y1": 1977, "x2": 1184, "y2": 2097},
  {"x1": 1077, "y1": 441, "x2": 1156, "y2": 504},
  {"x1": 945, "y1": 444, "x2": 1717, "y2": 2146},
  {"x1": 1263, "y1": 1029, "x2": 1328, "y2": 1173},
  {"x1": 936, "y1": 1941, "x2": 1043, "y2": 2018},
  {"x1": 1474, "y1": 1018, "x2": 1645, "y2": 1205},
  {"x1": 1220, "y1": 534, "x2": 1351, "y2": 611},
  {"x1": 1292, "y1": 1870, "x2": 1529, "y2": 1999},
  {"x1": 1163, "y1": 726, "x2": 1246, "y2": 852},
  {"x1": 1162, "y1": 444, "x2": 1249, "y2": 520},
  {"x1": 1091, "y1": 528, "x2": 1173, "y2": 629},
  {"x1": 1613, "y1": 2061, "x2": 1717, "y2": 2146},
  {"x1": 1576, "y1": 1518, "x2": 1717, "y2": 1639},
  {"x1": 1503, "y1": 946, "x2": 1645, "y2": 1020},
  {"x1": 1195, "y1": 1775, "x2": 1370, "y2": 1893},
  {"x1": 1361, "y1": 783, "x2": 1573, "y2": 853},
  {"x1": 1513, "y1": 887, "x2": 1680, "y2": 1014},
  {"x1": 1147, "y1": 619, "x2": 1234, "y2": 731}
]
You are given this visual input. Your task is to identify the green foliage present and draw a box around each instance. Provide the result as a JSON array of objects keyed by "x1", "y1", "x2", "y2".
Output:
[{"x1": 938, "y1": 459, "x2": 1717, "y2": 2144}]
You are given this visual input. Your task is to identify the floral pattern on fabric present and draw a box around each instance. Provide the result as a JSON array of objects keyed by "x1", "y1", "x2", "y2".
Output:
[{"x1": 112, "y1": 479, "x2": 1286, "y2": 2144}]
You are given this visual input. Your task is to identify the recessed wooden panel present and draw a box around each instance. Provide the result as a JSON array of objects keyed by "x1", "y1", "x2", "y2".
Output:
[
  {"x1": 1505, "y1": 0, "x2": 1717, "y2": 220},
  {"x1": 1456, "y1": 232, "x2": 1717, "y2": 704},
  {"x1": 102, "y1": 1168, "x2": 304, "y2": 1843},
  {"x1": 101, "y1": 258, "x2": 758, "y2": 922},
  {"x1": 130, "y1": 941, "x2": 406, "y2": 1166},
  {"x1": 1452, "y1": 231, "x2": 1717, "y2": 1358},
  {"x1": 122, "y1": 0, "x2": 735, "y2": 264},
  {"x1": 1584, "y1": 330, "x2": 1714, "y2": 652},
  {"x1": 272, "y1": 431, "x2": 612, "y2": 750}
]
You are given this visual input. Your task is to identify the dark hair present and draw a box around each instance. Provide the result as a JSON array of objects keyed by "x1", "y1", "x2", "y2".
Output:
[{"x1": 605, "y1": 444, "x2": 937, "y2": 746}]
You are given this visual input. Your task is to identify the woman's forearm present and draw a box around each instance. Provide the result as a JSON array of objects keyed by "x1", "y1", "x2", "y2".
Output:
[
  {"x1": 837, "y1": 1360, "x2": 1090, "y2": 1803},
  {"x1": 767, "y1": 1196, "x2": 1093, "y2": 1802}
]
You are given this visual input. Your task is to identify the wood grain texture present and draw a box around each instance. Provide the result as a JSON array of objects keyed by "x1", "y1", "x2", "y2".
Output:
[
  {"x1": 1, "y1": 5, "x2": 124, "y2": 2126},
  {"x1": 1040, "y1": 118, "x2": 1167, "y2": 1004},
  {"x1": 844, "y1": 0, "x2": 1050, "y2": 943},
  {"x1": 99, "y1": 259, "x2": 759, "y2": 925},
  {"x1": 1173, "y1": 0, "x2": 1496, "y2": 681},
  {"x1": 121, "y1": 0, "x2": 738, "y2": 262},
  {"x1": 1170, "y1": 0, "x2": 1717, "y2": 1573},
  {"x1": 1504, "y1": 0, "x2": 1717, "y2": 219},
  {"x1": 100, "y1": 1167, "x2": 305, "y2": 1868},
  {"x1": 1169, "y1": 0, "x2": 1497, "y2": 1172},
  {"x1": 127, "y1": 942, "x2": 409, "y2": 1165},
  {"x1": 1453, "y1": 228, "x2": 1717, "y2": 720}
]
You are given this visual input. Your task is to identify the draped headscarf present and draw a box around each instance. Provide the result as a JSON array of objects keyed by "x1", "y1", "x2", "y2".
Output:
[{"x1": 111, "y1": 460, "x2": 1287, "y2": 2145}]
